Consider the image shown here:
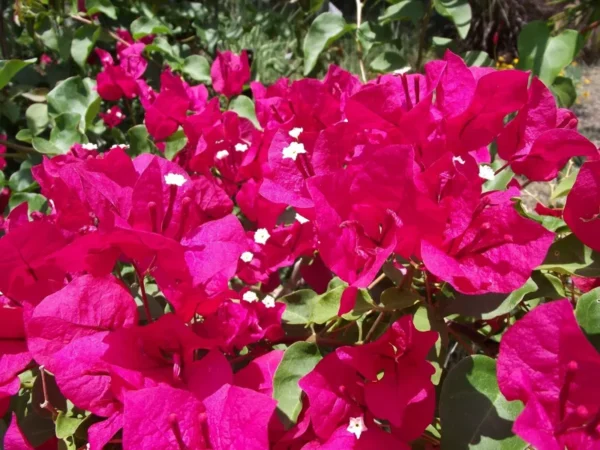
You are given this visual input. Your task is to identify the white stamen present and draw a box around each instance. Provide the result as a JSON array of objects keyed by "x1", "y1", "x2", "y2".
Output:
[
  {"x1": 262, "y1": 295, "x2": 275, "y2": 308},
  {"x1": 295, "y1": 213, "x2": 309, "y2": 224},
  {"x1": 216, "y1": 149, "x2": 230, "y2": 160},
  {"x1": 235, "y1": 143, "x2": 249, "y2": 152},
  {"x1": 282, "y1": 142, "x2": 307, "y2": 161},
  {"x1": 242, "y1": 291, "x2": 258, "y2": 303},
  {"x1": 240, "y1": 251, "x2": 254, "y2": 263},
  {"x1": 347, "y1": 416, "x2": 367, "y2": 439},
  {"x1": 452, "y1": 156, "x2": 465, "y2": 165},
  {"x1": 254, "y1": 228, "x2": 270, "y2": 245},
  {"x1": 164, "y1": 173, "x2": 187, "y2": 187},
  {"x1": 81, "y1": 143, "x2": 98, "y2": 150},
  {"x1": 115, "y1": 111, "x2": 123, "y2": 118},
  {"x1": 288, "y1": 127, "x2": 303, "y2": 139},
  {"x1": 479, "y1": 165, "x2": 495, "y2": 181}
]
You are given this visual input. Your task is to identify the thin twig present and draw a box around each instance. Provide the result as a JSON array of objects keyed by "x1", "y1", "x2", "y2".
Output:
[
  {"x1": 38, "y1": 366, "x2": 58, "y2": 419},
  {"x1": 355, "y1": 0, "x2": 367, "y2": 83},
  {"x1": 0, "y1": 139, "x2": 34, "y2": 153},
  {"x1": 364, "y1": 311, "x2": 385, "y2": 342},
  {"x1": 134, "y1": 266, "x2": 153, "y2": 323},
  {"x1": 415, "y1": 0, "x2": 434, "y2": 71},
  {"x1": 494, "y1": 161, "x2": 510, "y2": 175},
  {"x1": 70, "y1": 14, "x2": 131, "y2": 47},
  {"x1": 368, "y1": 272, "x2": 386, "y2": 290}
]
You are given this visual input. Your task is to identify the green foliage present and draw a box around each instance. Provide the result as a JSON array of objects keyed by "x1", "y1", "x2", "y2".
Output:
[
  {"x1": 303, "y1": 13, "x2": 351, "y2": 76},
  {"x1": 517, "y1": 21, "x2": 582, "y2": 86},
  {"x1": 0, "y1": 59, "x2": 36, "y2": 90},
  {"x1": 440, "y1": 355, "x2": 526, "y2": 449},
  {"x1": 575, "y1": 287, "x2": 600, "y2": 352},
  {"x1": 273, "y1": 342, "x2": 322, "y2": 428}
]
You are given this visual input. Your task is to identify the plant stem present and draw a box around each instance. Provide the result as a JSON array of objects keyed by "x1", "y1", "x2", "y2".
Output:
[
  {"x1": 70, "y1": 14, "x2": 131, "y2": 47},
  {"x1": 364, "y1": 311, "x2": 385, "y2": 342},
  {"x1": 368, "y1": 272, "x2": 386, "y2": 290},
  {"x1": 134, "y1": 266, "x2": 153, "y2": 323},
  {"x1": 416, "y1": 0, "x2": 434, "y2": 72},
  {"x1": 38, "y1": 366, "x2": 58, "y2": 419},
  {"x1": 355, "y1": 0, "x2": 367, "y2": 83},
  {"x1": 494, "y1": 161, "x2": 510, "y2": 175},
  {"x1": 0, "y1": 139, "x2": 34, "y2": 153}
]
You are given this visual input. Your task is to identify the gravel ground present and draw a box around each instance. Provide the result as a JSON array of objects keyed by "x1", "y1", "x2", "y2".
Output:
[{"x1": 573, "y1": 64, "x2": 600, "y2": 146}]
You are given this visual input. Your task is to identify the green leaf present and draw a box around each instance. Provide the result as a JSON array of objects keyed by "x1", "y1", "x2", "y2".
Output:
[
  {"x1": 9, "y1": 192, "x2": 48, "y2": 213},
  {"x1": 26, "y1": 103, "x2": 49, "y2": 136},
  {"x1": 281, "y1": 289, "x2": 319, "y2": 325},
  {"x1": 164, "y1": 129, "x2": 187, "y2": 160},
  {"x1": 20, "y1": 87, "x2": 49, "y2": 103},
  {"x1": 432, "y1": 36, "x2": 453, "y2": 48},
  {"x1": 8, "y1": 165, "x2": 36, "y2": 192},
  {"x1": 463, "y1": 51, "x2": 494, "y2": 67},
  {"x1": 434, "y1": 0, "x2": 472, "y2": 39},
  {"x1": 440, "y1": 355, "x2": 526, "y2": 449},
  {"x1": 379, "y1": 0, "x2": 424, "y2": 25},
  {"x1": 273, "y1": 342, "x2": 322, "y2": 428},
  {"x1": 182, "y1": 55, "x2": 211, "y2": 83},
  {"x1": 144, "y1": 36, "x2": 183, "y2": 67},
  {"x1": 229, "y1": 95, "x2": 261, "y2": 129},
  {"x1": 413, "y1": 305, "x2": 446, "y2": 384},
  {"x1": 303, "y1": 13, "x2": 350, "y2": 76},
  {"x1": 484, "y1": 159, "x2": 513, "y2": 192},
  {"x1": 71, "y1": 25, "x2": 101, "y2": 69},
  {"x1": 47, "y1": 76, "x2": 99, "y2": 132},
  {"x1": 518, "y1": 21, "x2": 582, "y2": 85},
  {"x1": 55, "y1": 410, "x2": 85, "y2": 440},
  {"x1": 379, "y1": 287, "x2": 421, "y2": 311},
  {"x1": 85, "y1": 0, "x2": 117, "y2": 19},
  {"x1": 575, "y1": 287, "x2": 600, "y2": 352},
  {"x1": 131, "y1": 17, "x2": 171, "y2": 40},
  {"x1": 0, "y1": 58, "x2": 36, "y2": 90},
  {"x1": 552, "y1": 171, "x2": 577, "y2": 199},
  {"x1": 551, "y1": 76, "x2": 577, "y2": 108},
  {"x1": 128, "y1": 125, "x2": 158, "y2": 155},
  {"x1": 444, "y1": 278, "x2": 538, "y2": 320},
  {"x1": 32, "y1": 138, "x2": 62, "y2": 155},
  {"x1": 50, "y1": 113, "x2": 87, "y2": 153},
  {"x1": 369, "y1": 50, "x2": 408, "y2": 73},
  {"x1": 16, "y1": 129, "x2": 33, "y2": 143},
  {"x1": 539, "y1": 233, "x2": 600, "y2": 277}
]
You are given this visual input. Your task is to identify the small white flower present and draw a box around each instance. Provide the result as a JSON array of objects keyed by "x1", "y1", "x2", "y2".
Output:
[
  {"x1": 116, "y1": 111, "x2": 123, "y2": 118},
  {"x1": 81, "y1": 143, "x2": 98, "y2": 150},
  {"x1": 216, "y1": 150, "x2": 230, "y2": 160},
  {"x1": 452, "y1": 156, "x2": 466, "y2": 165},
  {"x1": 347, "y1": 416, "x2": 367, "y2": 439},
  {"x1": 215, "y1": 140, "x2": 225, "y2": 144},
  {"x1": 282, "y1": 142, "x2": 307, "y2": 161},
  {"x1": 164, "y1": 173, "x2": 187, "y2": 187},
  {"x1": 262, "y1": 295, "x2": 276, "y2": 308},
  {"x1": 288, "y1": 127, "x2": 303, "y2": 139},
  {"x1": 235, "y1": 143, "x2": 249, "y2": 152},
  {"x1": 479, "y1": 165, "x2": 495, "y2": 181},
  {"x1": 295, "y1": 213, "x2": 309, "y2": 224},
  {"x1": 240, "y1": 251, "x2": 254, "y2": 263},
  {"x1": 242, "y1": 291, "x2": 258, "y2": 303},
  {"x1": 254, "y1": 228, "x2": 271, "y2": 245}
]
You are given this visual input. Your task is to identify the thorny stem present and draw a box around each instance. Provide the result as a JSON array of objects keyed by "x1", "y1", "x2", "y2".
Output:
[
  {"x1": 39, "y1": 366, "x2": 58, "y2": 419},
  {"x1": 355, "y1": 0, "x2": 367, "y2": 83},
  {"x1": 415, "y1": 0, "x2": 434, "y2": 71},
  {"x1": 134, "y1": 266, "x2": 153, "y2": 323}
]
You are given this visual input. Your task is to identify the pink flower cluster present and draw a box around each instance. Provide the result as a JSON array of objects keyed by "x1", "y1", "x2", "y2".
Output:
[{"x1": 1, "y1": 42, "x2": 599, "y2": 449}]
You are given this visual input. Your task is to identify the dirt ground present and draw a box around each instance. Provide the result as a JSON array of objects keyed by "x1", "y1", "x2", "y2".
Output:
[{"x1": 573, "y1": 65, "x2": 600, "y2": 146}]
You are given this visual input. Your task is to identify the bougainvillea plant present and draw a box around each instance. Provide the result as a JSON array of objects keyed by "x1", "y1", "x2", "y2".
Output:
[{"x1": 1, "y1": 4, "x2": 600, "y2": 450}]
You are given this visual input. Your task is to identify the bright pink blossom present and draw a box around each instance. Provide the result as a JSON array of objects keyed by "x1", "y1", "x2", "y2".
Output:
[
  {"x1": 498, "y1": 300, "x2": 600, "y2": 449},
  {"x1": 210, "y1": 50, "x2": 251, "y2": 98}
]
